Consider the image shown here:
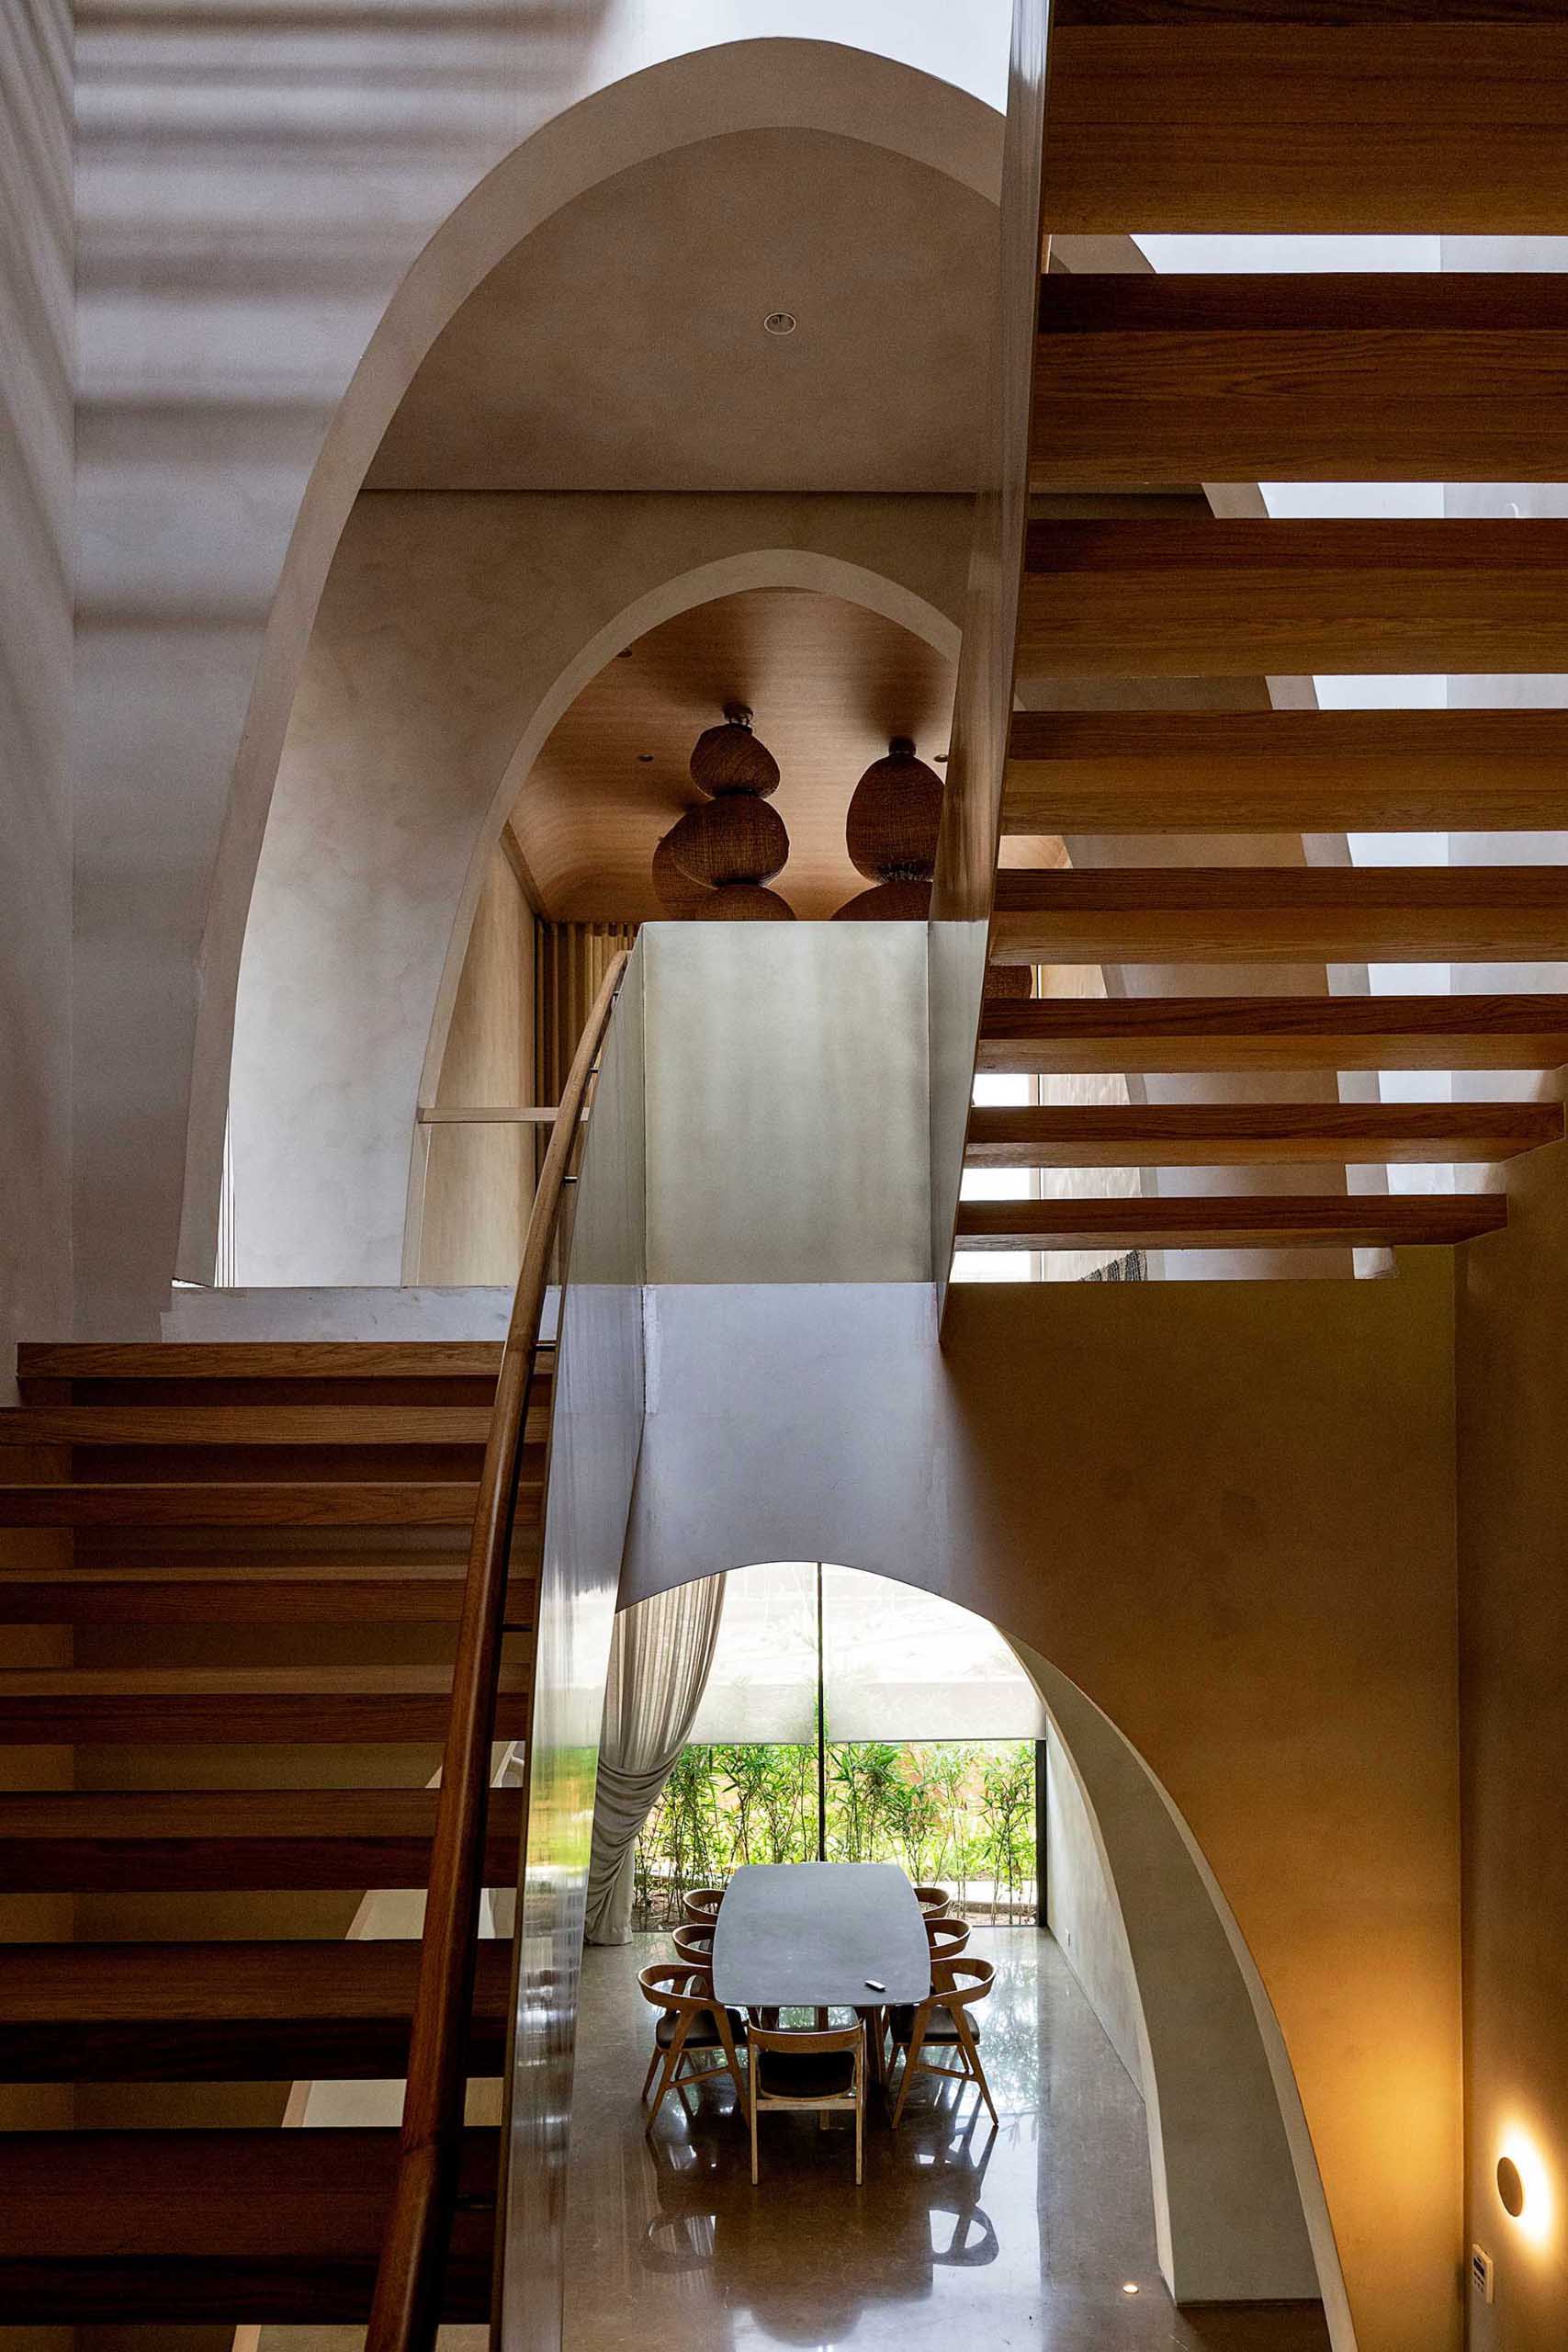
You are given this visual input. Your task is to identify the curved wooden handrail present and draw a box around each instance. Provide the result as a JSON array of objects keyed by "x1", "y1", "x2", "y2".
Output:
[{"x1": 366, "y1": 949, "x2": 629, "y2": 2352}]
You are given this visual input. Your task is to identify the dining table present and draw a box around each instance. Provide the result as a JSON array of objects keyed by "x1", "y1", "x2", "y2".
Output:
[{"x1": 710, "y1": 1860, "x2": 931, "y2": 2013}]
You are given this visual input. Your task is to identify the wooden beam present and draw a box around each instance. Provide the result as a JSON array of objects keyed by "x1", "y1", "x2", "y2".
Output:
[
  {"x1": 0, "y1": 1480, "x2": 491, "y2": 1527},
  {"x1": 991, "y1": 866, "x2": 1568, "y2": 965},
  {"x1": 1002, "y1": 709, "x2": 1568, "y2": 835},
  {"x1": 1018, "y1": 521, "x2": 1568, "y2": 676},
  {"x1": 0, "y1": 1404, "x2": 546, "y2": 1446},
  {"x1": 1034, "y1": 273, "x2": 1568, "y2": 484},
  {"x1": 1043, "y1": 12, "x2": 1568, "y2": 234},
  {"x1": 0, "y1": 1563, "x2": 493, "y2": 1624},
  {"x1": 0, "y1": 1664, "x2": 531, "y2": 1744},
  {"x1": 15, "y1": 1341, "x2": 507, "y2": 1383},
  {"x1": 955, "y1": 1194, "x2": 1506, "y2": 1251},
  {"x1": 964, "y1": 1102, "x2": 1563, "y2": 1169},
  {"x1": 0, "y1": 1786, "x2": 527, "y2": 1894},
  {"x1": 977, "y1": 993, "x2": 1568, "y2": 1074},
  {"x1": 0, "y1": 2127, "x2": 498, "y2": 2322},
  {"x1": 0, "y1": 1939, "x2": 514, "y2": 2082}
]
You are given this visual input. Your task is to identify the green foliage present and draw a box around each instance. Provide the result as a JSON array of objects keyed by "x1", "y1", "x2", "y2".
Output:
[{"x1": 633, "y1": 1736, "x2": 1038, "y2": 1928}]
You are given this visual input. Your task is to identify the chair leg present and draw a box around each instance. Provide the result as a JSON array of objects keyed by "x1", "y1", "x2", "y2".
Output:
[
  {"x1": 954, "y1": 2010, "x2": 998, "y2": 2128},
  {"x1": 645, "y1": 2018, "x2": 692, "y2": 2134},
  {"x1": 750, "y1": 2082, "x2": 761, "y2": 2186},
  {"x1": 854, "y1": 2054, "x2": 864, "y2": 2187},
  {"x1": 891, "y1": 2015, "x2": 930, "y2": 2129},
  {"x1": 639, "y1": 2045, "x2": 660, "y2": 2105}
]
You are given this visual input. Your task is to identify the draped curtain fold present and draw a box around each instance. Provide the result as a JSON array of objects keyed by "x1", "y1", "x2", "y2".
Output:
[{"x1": 583, "y1": 1574, "x2": 727, "y2": 1945}]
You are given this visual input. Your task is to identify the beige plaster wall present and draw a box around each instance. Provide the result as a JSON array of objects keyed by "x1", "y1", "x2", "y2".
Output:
[
  {"x1": 416, "y1": 846, "x2": 536, "y2": 1286},
  {"x1": 2, "y1": 0, "x2": 73, "y2": 1391},
  {"x1": 1456, "y1": 1136, "x2": 1568, "y2": 2350},
  {"x1": 229, "y1": 492, "x2": 967, "y2": 1290},
  {"x1": 1043, "y1": 1719, "x2": 1145, "y2": 2086}
]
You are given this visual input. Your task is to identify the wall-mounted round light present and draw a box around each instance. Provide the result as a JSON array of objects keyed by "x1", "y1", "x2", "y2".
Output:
[
  {"x1": 1498, "y1": 2156, "x2": 1526, "y2": 2219},
  {"x1": 1497, "y1": 2131, "x2": 1554, "y2": 2246}
]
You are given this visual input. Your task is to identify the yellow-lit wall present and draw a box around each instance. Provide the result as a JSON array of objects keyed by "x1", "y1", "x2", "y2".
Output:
[{"x1": 1457, "y1": 1135, "x2": 1568, "y2": 2351}]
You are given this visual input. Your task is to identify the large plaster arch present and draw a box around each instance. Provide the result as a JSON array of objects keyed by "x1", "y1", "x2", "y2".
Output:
[
  {"x1": 227, "y1": 526, "x2": 965, "y2": 1288},
  {"x1": 604, "y1": 1551, "x2": 1348, "y2": 2334},
  {"x1": 180, "y1": 39, "x2": 1004, "y2": 1287}
]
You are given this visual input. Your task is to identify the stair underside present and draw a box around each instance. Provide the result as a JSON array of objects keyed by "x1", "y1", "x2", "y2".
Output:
[{"x1": 956, "y1": 1195, "x2": 1506, "y2": 1254}]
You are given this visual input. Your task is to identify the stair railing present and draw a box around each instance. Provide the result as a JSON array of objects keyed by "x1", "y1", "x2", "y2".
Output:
[{"x1": 366, "y1": 949, "x2": 630, "y2": 2351}]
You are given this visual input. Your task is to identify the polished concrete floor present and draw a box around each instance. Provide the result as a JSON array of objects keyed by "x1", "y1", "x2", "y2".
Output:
[{"x1": 565, "y1": 1928, "x2": 1331, "y2": 2352}]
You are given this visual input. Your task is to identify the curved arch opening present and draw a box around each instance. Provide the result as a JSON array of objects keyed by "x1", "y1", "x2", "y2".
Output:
[{"x1": 594, "y1": 1554, "x2": 1350, "y2": 2348}]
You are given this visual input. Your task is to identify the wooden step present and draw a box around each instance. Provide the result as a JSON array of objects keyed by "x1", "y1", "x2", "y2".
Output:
[
  {"x1": 0, "y1": 1404, "x2": 546, "y2": 1446},
  {"x1": 1002, "y1": 709, "x2": 1568, "y2": 836},
  {"x1": 977, "y1": 993, "x2": 1568, "y2": 1075},
  {"x1": 1043, "y1": 9, "x2": 1568, "y2": 234},
  {"x1": 991, "y1": 865, "x2": 1568, "y2": 967},
  {"x1": 0, "y1": 1561, "x2": 532, "y2": 1623},
  {"x1": 0, "y1": 1784, "x2": 525, "y2": 1891},
  {"x1": 17, "y1": 1342, "x2": 509, "y2": 1382},
  {"x1": 956, "y1": 1195, "x2": 1506, "y2": 1253},
  {"x1": 0, "y1": 2125, "x2": 497, "y2": 2321},
  {"x1": 0, "y1": 1663, "x2": 530, "y2": 1742},
  {"x1": 1034, "y1": 273, "x2": 1568, "y2": 486},
  {"x1": 1018, "y1": 520, "x2": 1568, "y2": 677},
  {"x1": 0, "y1": 1937, "x2": 513, "y2": 2080},
  {"x1": 964, "y1": 1102, "x2": 1563, "y2": 1170},
  {"x1": 0, "y1": 1480, "x2": 495, "y2": 1527}
]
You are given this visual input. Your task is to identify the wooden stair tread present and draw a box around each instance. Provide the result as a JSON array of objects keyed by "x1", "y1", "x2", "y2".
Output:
[
  {"x1": 977, "y1": 993, "x2": 1568, "y2": 1074},
  {"x1": 1034, "y1": 271, "x2": 1568, "y2": 484},
  {"x1": 1017, "y1": 518, "x2": 1568, "y2": 676},
  {"x1": 0, "y1": 1561, "x2": 533, "y2": 1623},
  {"x1": 0, "y1": 1404, "x2": 545, "y2": 1445},
  {"x1": 990, "y1": 864, "x2": 1568, "y2": 965},
  {"x1": 0, "y1": 1480, "x2": 503, "y2": 1526},
  {"x1": 17, "y1": 1341, "x2": 512, "y2": 1380},
  {"x1": 0, "y1": 1937, "x2": 513, "y2": 2079},
  {"x1": 956, "y1": 1195, "x2": 1506, "y2": 1252},
  {"x1": 0, "y1": 1662, "x2": 530, "y2": 1742},
  {"x1": 0, "y1": 2125, "x2": 497, "y2": 2321},
  {"x1": 0, "y1": 1784, "x2": 525, "y2": 1890},
  {"x1": 964, "y1": 1102, "x2": 1563, "y2": 1169},
  {"x1": 1002, "y1": 707, "x2": 1568, "y2": 835},
  {"x1": 1043, "y1": 12, "x2": 1568, "y2": 235}
]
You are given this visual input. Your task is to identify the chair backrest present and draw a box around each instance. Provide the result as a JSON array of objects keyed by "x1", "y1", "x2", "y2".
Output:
[
  {"x1": 682, "y1": 1886, "x2": 724, "y2": 1924},
  {"x1": 925, "y1": 1916, "x2": 970, "y2": 1961},
  {"x1": 746, "y1": 2017, "x2": 864, "y2": 2063},
  {"x1": 914, "y1": 1883, "x2": 952, "y2": 1917},
  {"x1": 671, "y1": 1922, "x2": 716, "y2": 1964},
  {"x1": 930, "y1": 1956, "x2": 994, "y2": 2012},
  {"x1": 637, "y1": 1959, "x2": 718, "y2": 2018}
]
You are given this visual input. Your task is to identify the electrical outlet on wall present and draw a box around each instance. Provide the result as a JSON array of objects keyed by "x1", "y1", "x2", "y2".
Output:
[{"x1": 1471, "y1": 2244, "x2": 1495, "y2": 2306}]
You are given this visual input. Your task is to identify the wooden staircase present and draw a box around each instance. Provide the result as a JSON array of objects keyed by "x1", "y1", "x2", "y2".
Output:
[
  {"x1": 959, "y1": 0, "x2": 1568, "y2": 1263},
  {"x1": 0, "y1": 1337, "x2": 532, "y2": 2324}
]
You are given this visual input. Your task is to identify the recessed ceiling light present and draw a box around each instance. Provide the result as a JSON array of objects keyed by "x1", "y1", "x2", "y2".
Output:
[
  {"x1": 1121, "y1": 2282, "x2": 1140, "y2": 2296},
  {"x1": 762, "y1": 311, "x2": 796, "y2": 336},
  {"x1": 637, "y1": 752, "x2": 654, "y2": 763}
]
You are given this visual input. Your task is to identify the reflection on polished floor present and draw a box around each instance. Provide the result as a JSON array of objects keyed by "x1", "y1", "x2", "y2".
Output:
[{"x1": 565, "y1": 1928, "x2": 1330, "y2": 2352}]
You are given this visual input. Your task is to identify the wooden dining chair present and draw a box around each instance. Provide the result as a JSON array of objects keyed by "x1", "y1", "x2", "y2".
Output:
[
  {"x1": 682, "y1": 1885, "x2": 725, "y2": 1926},
  {"x1": 671, "y1": 1921, "x2": 715, "y2": 1965},
  {"x1": 637, "y1": 1960, "x2": 747, "y2": 2132},
  {"x1": 914, "y1": 1883, "x2": 952, "y2": 1917},
  {"x1": 925, "y1": 1916, "x2": 970, "y2": 1962},
  {"x1": 887, "y1": 1957, "x2": 998, "y2": 2129},
  {"x1": 746, "y1": 2016, "x2": 866, "y2": 2186}
]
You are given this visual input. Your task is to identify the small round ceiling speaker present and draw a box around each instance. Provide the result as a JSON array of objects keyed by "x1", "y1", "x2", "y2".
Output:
[
  {"x1": 844, "y1": 737, "x2": 943, "y2": 883},
  {"x1": 689, "y1": 705, "x2": 780, "y2": 799},
  {"x1": 831, "y1": 877, "x2": 932, "y2": 922},
  {"x1": 666, "y1": 795, "x2": 789, "y2": 888},
  {"x1": 1497, "y1": 2156, "x2": 1526, "y2": 2219},
  {"x1": 651, "y1": 830, "x2": 709, "y2": 919},
  {"x1": 983, "y1": 963, "x2": 1033, "y2": 1001},
  {"x1": 705, "y1": 883, "x2": 795, "y2": 922}
]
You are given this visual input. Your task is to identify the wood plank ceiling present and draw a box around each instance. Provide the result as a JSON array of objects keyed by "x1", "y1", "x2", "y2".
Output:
[{"x1": 959, "y1": 0, "x2": 1568, "y2": 1263}]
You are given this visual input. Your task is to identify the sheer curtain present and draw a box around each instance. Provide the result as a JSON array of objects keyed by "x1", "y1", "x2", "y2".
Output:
[{"x1": 583, "y1": 1574, "x2": 727, "y2": 1945}]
